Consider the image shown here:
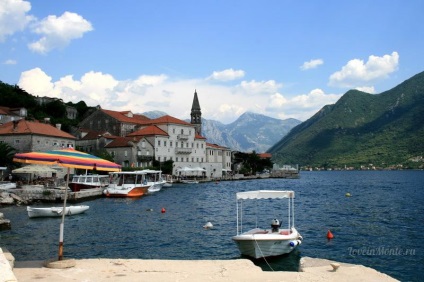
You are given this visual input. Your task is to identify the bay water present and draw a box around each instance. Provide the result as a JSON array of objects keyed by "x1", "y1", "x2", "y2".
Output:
[{"x1": 1, "y1": 170, "x2": 423, "y2": 281}]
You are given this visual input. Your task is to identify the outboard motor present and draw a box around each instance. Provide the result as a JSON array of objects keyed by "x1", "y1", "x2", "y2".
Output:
[{"x1": 271, "y1": 218, "x2": 280, "y2": 233}]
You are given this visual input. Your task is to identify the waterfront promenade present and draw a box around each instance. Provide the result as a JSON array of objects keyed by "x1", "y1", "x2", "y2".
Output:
[{"x1": 6, "y1": 256, "x2": 398, "y2": 282}]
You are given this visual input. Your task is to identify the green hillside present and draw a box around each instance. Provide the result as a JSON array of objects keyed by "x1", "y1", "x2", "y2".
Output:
[{"x1": 268, "y1": 71, "x2": 424, "y2": 169}]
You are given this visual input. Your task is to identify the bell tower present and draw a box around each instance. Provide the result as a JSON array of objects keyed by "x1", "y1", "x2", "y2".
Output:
[{"x1": 190, "y1": 89, "x2": 202, "y2": 135}]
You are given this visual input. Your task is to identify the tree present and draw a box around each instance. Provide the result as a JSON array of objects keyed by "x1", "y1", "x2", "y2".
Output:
[{"x1": 0, "y1": 143, "x2": 17, "y2": 169}]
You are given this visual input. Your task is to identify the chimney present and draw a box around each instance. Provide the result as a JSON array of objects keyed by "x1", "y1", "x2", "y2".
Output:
[
  {"x1": 44, "y1": 117, "x2": 50, "y2": 124},
  {"x1": 56, "y1": 124, "x2": 62, "y2": 130},
  {"x1": 12, "y1": 120, "x2": 19, "y2": 130}
]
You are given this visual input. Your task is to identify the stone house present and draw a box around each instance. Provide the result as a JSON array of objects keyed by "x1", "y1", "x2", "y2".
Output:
[
  {"x1": 0, "y1": 119, "x2": 76, "y2": 153},
  {"x1": 0, "y1": 106, "x2": 27, "y2": 125},
  {"x1": 78, "y1": 108, "x2": 150, "y2": 137},
  {"x1": 104, "y1": 136, "x2": 155, "y2": 168},
  {"x1": 75, "y1": 129, "x2": 117, "y2": 153},
  {"x1": 206, "y1": 143, "x2": 232, "y2": 179}
]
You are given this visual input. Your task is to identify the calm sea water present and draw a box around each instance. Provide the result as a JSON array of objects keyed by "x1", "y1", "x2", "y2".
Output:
[{"x1": 1, "y1": 171, "x2": 423, "y2": 281}]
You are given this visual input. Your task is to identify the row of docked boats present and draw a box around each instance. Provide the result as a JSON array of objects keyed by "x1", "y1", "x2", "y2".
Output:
[
  {"x1": 26, "y1": 170, "x2": 171, "y2": 218},
  {"x1": 70, "y1": 169, "x2": 170, "y2": 197}
]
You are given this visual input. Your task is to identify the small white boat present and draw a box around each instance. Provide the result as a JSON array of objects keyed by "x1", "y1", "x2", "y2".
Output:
[
  {"x1": 139, "y1": 169, "x2": 166, "y2": 193},
  {"x1": 181, "y1": 179, "x2": 199, "y2": 184},
  {"x1": 0, "y1": 182, "x2": 16, "y2": 191},
  {"x1": 104, "y1": 171, "x2": 150, "y2": 197},
  {"x1": 27, "y1": 205, "x2": 89, "y2": 218},
  {"x1": 232, "y1": 190, "x2": 302, "y2": 259},
  {"x1": 163, "y1": 174, "x2": 173, "y2": 187},
  {"x1": 69, "y1": 174, "x2": 109, "y2": 192}
]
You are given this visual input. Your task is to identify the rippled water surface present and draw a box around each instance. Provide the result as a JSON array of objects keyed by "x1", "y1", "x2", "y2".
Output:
[{"x1": 1, "y1": 171, "x2": 423, "y2": 281}]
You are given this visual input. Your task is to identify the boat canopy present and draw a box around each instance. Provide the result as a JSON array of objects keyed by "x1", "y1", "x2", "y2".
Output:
[{"x1": 236, "y1": 190, "x2": 294, "y2": 200}]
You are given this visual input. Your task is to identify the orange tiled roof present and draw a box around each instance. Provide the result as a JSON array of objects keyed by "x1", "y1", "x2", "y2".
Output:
[
  {"x1": 127, "y1": 125, "x2": 168, "y2": 137},
  {"x1": 101, "y1": 109, "x2": 150, "y2": 124},
  {"x1": 258, "y1": 153, "x2": 272, "y2": 159},
  {"x1": 104, "y1": 136, "x2": 143, "y2": 148},
  {"x1": 195, "y1": 133, "x2": 206, "y2": 140},
  {"x1": 207, "y1": 143, "x2": 228, "y2": 149},
  {"x1": 0, "y1": 119, "x2": 76, "y2": 139},
  {"x1": 138, "y1": 115, "x2": 192, "y2": 126}
]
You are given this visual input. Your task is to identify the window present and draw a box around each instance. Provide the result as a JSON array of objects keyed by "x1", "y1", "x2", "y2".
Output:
[
  {"x1": 181, "y1": 129, "x2": 184, "y2": 134},
  {"x1": 158, "y1": 140, "x2": 161, "y2": 146},
  {"x1": 124, "y1": 151, "x2": 128, "y2": 157},
  {"x1": 14, "y1": 139, "x2": 20, "y2": 144},
  {"x1": 164, "y1": 141, "x2": 167, "y2": 147},
  {"x1": 170, "y1": 141, "x2": 173, "y2": 147}
]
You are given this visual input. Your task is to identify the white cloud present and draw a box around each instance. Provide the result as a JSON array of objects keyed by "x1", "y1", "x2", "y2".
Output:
[
  {"x1": 208, "y1": 68, "x2": 245, "y2": 81},
  {"x1": 4, "y1": 59, "x2": 17, "y2": 65},
  {"x1": 266, "y1": 89, "x2": 342, "y2": 120},
  {"x1": 355, "y1": 86, "x2": 376, "y2": 94},
  {"x1": 0, "y1": 0, "x2": 34, "y2": 42},
  {"x1": 300, "y1": 59, "x2": 323, "y2": 70},
  {"x1": 237, "y1": 80, "x2": 282, "y2": 95},
  {"x1": 28, "y1": 11, "x2": 93, "y2": 54},
  {"x1": 18, "y1": 67, "x2": 340, "y2": 124},
  {"x1": 329, "y1": 52, "x2": 399, "y2": 88},
  {"x1": 18, "y1": 67, "x2": 59, "y2": 97}
]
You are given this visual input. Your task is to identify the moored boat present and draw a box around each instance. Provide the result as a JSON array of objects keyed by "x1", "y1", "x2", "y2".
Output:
[
  {"x1": 163, "y1": 174, "x2": 173, "y2": 187},
  {"x1": 180, "y1": 179, "x2": 199, "y2": 184},
  {"x1": 69, "y1": 174, "x2": 109, "y2": 192},
  {"x1": 232, "y1": 190, "x2": 302, "y2": 259},
  {"x1": 27, "y1": 205, "x2": 89, "y2": 218},
  {"x1": 103, "y1": 171, "x2": 150, "y2": 197},
  {"x1": 0, "y1": 182, "x2": 16, "y2": 191},
  {"x1": 139, "y1": 169, "x2": 166, "y2": 193}
]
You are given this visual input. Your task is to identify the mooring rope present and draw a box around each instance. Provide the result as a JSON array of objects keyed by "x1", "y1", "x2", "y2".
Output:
[{"x1": 253, "y1": 236, "x2": 274, "y2": 271}]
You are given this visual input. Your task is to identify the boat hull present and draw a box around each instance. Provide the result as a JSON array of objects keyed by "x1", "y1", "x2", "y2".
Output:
[
  {"x1": 232, "y1": 228, "x2": 302, "y2": 259},
  {"x1": 104, "y1": 186, "x2": 149, "y2": 197},
  {"x1": 27, "y1": 205, "x2": 89, "y2": 218}
]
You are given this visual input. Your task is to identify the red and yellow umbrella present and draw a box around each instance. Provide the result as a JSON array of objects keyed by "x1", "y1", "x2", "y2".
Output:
[
  {"x1": 13, "y1": 148, "x2": 121, "y2": 172},
  {"x1": 13, "y1": 148, "x2": 121, "y2": 262}
]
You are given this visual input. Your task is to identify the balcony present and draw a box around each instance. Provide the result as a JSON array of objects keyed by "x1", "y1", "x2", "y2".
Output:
[
  {"x1": 177, "y1": 134, "x2": 189, "y2": 140},
  {"x1": 175, "y1": 147, "x2": 192, "y2": 154}
]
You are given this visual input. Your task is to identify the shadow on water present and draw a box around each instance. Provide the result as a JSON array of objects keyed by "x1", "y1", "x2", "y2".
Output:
[{"x1": 248, "y1": 248, "x2": 302, "y2": 272}]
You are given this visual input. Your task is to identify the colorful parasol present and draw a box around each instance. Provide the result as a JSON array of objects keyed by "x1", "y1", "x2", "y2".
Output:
[
  {"x1": 13, "y1": 148, "x2": 121, "y2": 172},
  {"x1": 13, "y1": 148, "x2": 121, "y2": 261}
]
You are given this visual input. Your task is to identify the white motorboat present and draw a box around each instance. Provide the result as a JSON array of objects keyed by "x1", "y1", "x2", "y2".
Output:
[
  {"x1": 27, "y1": 205, "x2": 89, "y2": 218},
  {"x1": 180, "y1": 179, "x2": 199, "y2": 184},
  {"x1": 0, "y1": 182, "x2": 16, "y2": 191},
  {"x1": 104, "y1": 171, "x2": 150, "y2": 197},
  {"x1": 163, "y1": 174, "x2": 173, "y2": 187},
  {"x1": 139, "y1": 169, "x2": 166, "y2": 193},
  {"x1": 232, "y1": 190, "x2": 302, "y2": 259},
  {"x1": 69, "y1": 174, "x2": 109, "y2": 192}
]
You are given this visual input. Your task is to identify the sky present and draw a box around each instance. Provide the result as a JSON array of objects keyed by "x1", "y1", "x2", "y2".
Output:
[{"x1": 1, "y1": 0, "x2": 423, "y2": 124}]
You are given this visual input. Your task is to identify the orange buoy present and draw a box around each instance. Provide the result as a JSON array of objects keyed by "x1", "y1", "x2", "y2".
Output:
[
  {"x1": 327, "y1": 230, "x2": 334, "y2": 239},
  {"x1": 161, "y1": 208, "x2": 166, "y2": 213}
]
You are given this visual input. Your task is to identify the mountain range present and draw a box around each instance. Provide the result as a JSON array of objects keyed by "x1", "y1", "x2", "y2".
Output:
[
  {"x1": 268, "y1": 71, "x2": 424, "y2": 169},
  {"x1": 142, "y1": 111, "x2": 301, "y2": 153}
]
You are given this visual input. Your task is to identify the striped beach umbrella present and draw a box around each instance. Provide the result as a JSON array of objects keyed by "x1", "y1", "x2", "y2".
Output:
[
  {"x1": 13, "y1": 148, "x2": 121, "y2": 261},
  {"x1": 13, "y1": 148, "x2": 121, "y2": 172}
]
